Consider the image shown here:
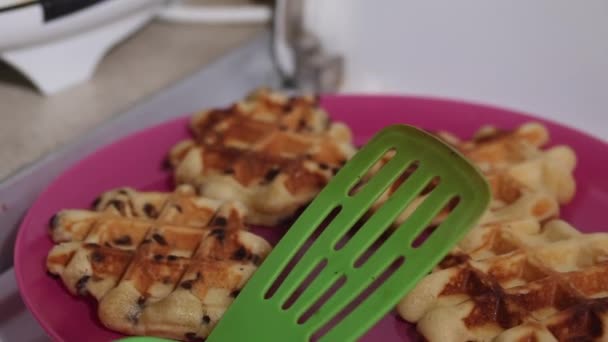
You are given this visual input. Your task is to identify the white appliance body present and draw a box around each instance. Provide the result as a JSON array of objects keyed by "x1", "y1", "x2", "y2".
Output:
[{"x1": 0, "y1": 0, "x2": 165, "y2": 95}]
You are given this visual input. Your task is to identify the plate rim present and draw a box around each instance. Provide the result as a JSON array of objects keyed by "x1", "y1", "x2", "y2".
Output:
[{"x1": 14, "y1": 94, "x2": 608, "y2": 341}]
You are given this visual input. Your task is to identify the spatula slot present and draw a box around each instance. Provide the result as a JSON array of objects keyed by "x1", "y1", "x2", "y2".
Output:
[
  {"x1": 350, "y1": 174, "x2": 439, "y2": 268},
  {"x1": 411, "y1": 195, "x2": 461, "y2": 248},
  {"x1": 333, "y1": 218, "x2": 367, "y2": 251},
  {"x1": 310, "y1": 256, "x2": 405, "y2": 341},
  {"x1": 264, "y1": 206, "x2": 342, "y2": 300},
  {"x1": 411, "y1": 224, "x2": 438, "y2": 248},
  {"x1": 352, "y1": 231, "x2": 391, "y2": 268},
  {"x1": 296, "y1": 274, "x2": 347, "y2": 325},
  {"x1": 347, "y1": 148, "x2": 398, "y2": 197},
  {"x1": 336, "y1": 161, "x2": 420, "y2": 252},
  {"x1": 389, "y1": 175, "x2": 441, "y2": 228},
  {"x1": 282, "y1": 259, "x2": 329, "y2": 310}
]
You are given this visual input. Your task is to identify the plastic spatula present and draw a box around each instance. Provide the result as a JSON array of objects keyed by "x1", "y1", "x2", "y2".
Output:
[
  {"x1": 118, "y1": 124, "x2": 490, "y2": 342},
  {"x1": 206, "y1": 124, "x2": 490, "y2": 341}
]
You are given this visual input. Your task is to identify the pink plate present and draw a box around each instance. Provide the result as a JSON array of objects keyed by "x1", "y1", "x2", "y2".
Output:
[{"x1": 15, "y1": 95, "x2": 608, "y2": 341}]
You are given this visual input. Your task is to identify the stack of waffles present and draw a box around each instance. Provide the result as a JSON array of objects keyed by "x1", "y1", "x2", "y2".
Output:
[
  {"x1": 397, "y1": 123, "x2": 608, "y2": 341},
  {"x1": 46, "y1": 88, "x2": 604, "y2": 341},
  {"x1": 46, "y1": 89, "x2": 357, "y2": 341}
]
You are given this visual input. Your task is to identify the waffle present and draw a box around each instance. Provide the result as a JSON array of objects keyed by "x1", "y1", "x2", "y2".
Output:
[
  {"x1": 168, "y1": 88, "x2": 357, "y2": 226},
  {"x1": 444, "y1": 122, "x2": 577, "y2": 262},
  {"x1": 360, "y1": 122, "x2": 574, "y2": 229},
  {"x1": 394, "y1": 123, "x2": 597, "y2": 341},
  {"x1": 47, "y1": 185, "x2": 272, "y2": 341},
  {"x1": 398, "y1": 219, "x2": 608, "y2": 341},
  {"x1": 436, "y1": 122, "x2": 576, "y2": 208}
]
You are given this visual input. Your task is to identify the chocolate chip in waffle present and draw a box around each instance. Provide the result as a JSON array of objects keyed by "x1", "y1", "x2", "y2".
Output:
[
  {"x1": 168, "y1": 88, "x2": 357, "y2": 226},
  {"x1": 46, "y1": 185, "x2": 272, "y2": 341},
  {"x1": 398, "y1": 219, "x2": 608, "y2": 341}
]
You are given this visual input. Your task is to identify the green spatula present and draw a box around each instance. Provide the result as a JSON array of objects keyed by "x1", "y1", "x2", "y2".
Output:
[{"x1": 120, "y1": 124, "x2": 490, "y2": 341}]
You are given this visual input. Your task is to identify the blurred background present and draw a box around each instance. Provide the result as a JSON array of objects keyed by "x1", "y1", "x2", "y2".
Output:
[
  {"x1": 0, "y1": 1, "x2": 607, "y2": 340},
  {"x1": 0, "y1": 0, "x2": 607, "y2": 181}
]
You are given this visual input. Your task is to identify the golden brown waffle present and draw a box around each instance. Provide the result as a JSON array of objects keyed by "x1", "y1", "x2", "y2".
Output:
[
  {"x1": 361, "y1": 122, "x2": 574, "y2": 230},
  {"x1": 436, "y1": 122, "x2": 576, "y2": 210},
  {"x1": 446, "y1": 123, "x2": 577, "y2": 263},
  {"x1": 395, "y1": 123, "x2": 594, "y2": 341},
  {"x1": 168, "y1": 88, "x2": 357, "y2": 226},
  {"x1": 398, "y1": 219, "x2": 608, "y2": 341},
  {"x1": 47, "y1": 185, "x2": 272, "y2": 341}
]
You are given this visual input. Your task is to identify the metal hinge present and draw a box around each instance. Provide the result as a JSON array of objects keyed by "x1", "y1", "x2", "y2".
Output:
[{"x1": 272, "y1": 0, "x2": 343, "y2": 93}]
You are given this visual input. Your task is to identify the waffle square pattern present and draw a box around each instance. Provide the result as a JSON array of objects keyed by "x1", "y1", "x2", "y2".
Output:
[
  {"x1": 397, "y1": 122, "x2": 608, "y2": 341},
  {"x1": 168, "y1": 89, "x2": 357, "y2": 226},
  {"x1": 399, "y1": 219, "x2": 608, "y2": 341},
  {"x1": 47, "y1": 185, "x2": 272, "y2": 341}
]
